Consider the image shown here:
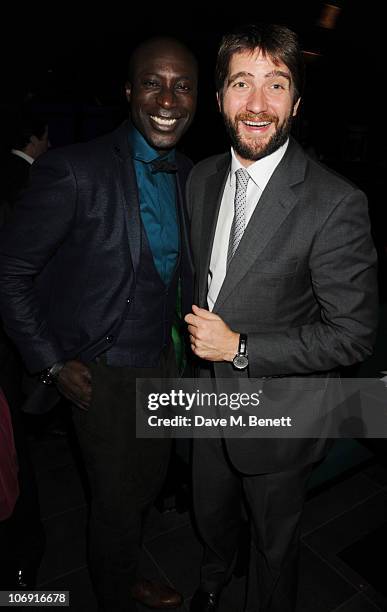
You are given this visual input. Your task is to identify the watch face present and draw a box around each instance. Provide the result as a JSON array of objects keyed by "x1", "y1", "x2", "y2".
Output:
[{"x1": 233, "y1": 355, "x2": 249, "y2": 370}]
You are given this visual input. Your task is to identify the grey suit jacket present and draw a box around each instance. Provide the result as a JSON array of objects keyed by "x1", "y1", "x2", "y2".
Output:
[{"x1": 187, "y1": 137, "x2": 378, "y2": 473}]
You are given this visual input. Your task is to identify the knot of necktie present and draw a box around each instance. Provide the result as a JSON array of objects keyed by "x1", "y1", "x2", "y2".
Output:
[
  {"x1": 150, "y1": 158, "x2": 178, "y2": 174},
  {"x1": 235, "y1": 167, "x2": 250, "y2": 191}
]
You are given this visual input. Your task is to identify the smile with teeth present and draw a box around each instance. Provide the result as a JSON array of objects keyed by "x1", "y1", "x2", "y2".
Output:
[
  {"x1": 242, "y1": 120, "x2": 271, "y2": 127},
  {"x1": 150, "y1": 115, "x2": 178, "y2": 126}
]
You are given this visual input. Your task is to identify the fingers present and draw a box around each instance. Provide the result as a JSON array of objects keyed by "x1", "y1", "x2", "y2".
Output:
[
  {"x1": 58, "y1": 381, "x2": 92, "y2": 409},
  {"x1": 188, "y1": 320, "x2": 209, "y2": 344},
  {"x1": 192, "y1": 305, "x2": 219, "y2": 320},
  {"x1": 185, "y1": 306, "x2": 220, "y2": 326},
  {"x1": 57, "y1": 360, "x2": 92, "y2": 408},
  {"x1": 81, "y1": 366, "x2": 92, "y2": 382},
  {"x1": 73, "y1": 399, "x2": 90, "y2": 412},
  {"x1": 184, "y1": 313, "x2": 198, "y2": 326}
]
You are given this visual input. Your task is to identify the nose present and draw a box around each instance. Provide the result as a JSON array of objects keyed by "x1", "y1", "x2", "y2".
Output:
[
  {"x1": 246, "y1": 86, "x2": 268, "y2": 115},
  {"x1": 156, "y1": 86, "x2": 177, "y2": 109}
]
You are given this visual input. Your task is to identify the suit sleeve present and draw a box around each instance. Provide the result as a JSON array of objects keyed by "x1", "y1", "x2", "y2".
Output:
[
  {"x1": 247, "y1": 189, "x2": 379, "y2": 376},
  {"x1": 0, "y1": 151, "x2": 77, "y2": 372}
]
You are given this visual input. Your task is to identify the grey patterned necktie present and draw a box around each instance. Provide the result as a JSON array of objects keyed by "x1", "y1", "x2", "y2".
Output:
[{"x1": 227, "y1": 167, "x2": 250, "y2": 268}]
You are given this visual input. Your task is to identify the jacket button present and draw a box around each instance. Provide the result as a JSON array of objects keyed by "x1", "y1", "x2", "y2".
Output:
[
  {"x1": 127, "y1": 298, "x2": 131, "y2": 303},
  {"x1": 106, "y1": 335, "x2": 114, "y2": 343}
]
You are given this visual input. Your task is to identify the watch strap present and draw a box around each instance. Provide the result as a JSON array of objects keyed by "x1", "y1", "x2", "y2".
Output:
[{"x1": 238, "y1": 333, "x2": 248, "y2": 356}]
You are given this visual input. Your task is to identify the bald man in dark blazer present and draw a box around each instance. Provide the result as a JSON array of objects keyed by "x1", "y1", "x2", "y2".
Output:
[{"x1": 0, "y1": 38, "x2": 197, "y2": 612}]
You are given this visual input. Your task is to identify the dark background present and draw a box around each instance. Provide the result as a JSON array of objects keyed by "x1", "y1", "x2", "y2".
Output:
[
  {"x1": 1, "y1": 2, "x2": 382, "y2": 157},
  {"x1": 1, "y1": 1, "x2": 385, "y2": 289}
]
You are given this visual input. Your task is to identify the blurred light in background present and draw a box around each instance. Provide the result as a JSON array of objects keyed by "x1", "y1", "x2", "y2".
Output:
[{"x1": 317, "y1": 3, "x2": 342, "y2": 29}]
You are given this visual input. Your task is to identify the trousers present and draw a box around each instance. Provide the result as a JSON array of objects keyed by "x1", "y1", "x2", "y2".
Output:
[
  {"x1": 193, "y1": 437, "x2": 312, "y2": 612},
  {"x1": 72, "y1": 345, "x2": 175, "y2": 612}
]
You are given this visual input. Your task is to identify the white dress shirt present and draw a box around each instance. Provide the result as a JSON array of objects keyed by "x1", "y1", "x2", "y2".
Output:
[
  {"x1": 207, "y1": 140, "x2": 289, "y2": 311},
  {"x1": 11, "y1": 149, "x2": 34, "y2": 165}
]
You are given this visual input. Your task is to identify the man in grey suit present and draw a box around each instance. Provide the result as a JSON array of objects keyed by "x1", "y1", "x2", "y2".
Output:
[{"x1": 185, "y1": 24, "x2": 378, "y2": 612}]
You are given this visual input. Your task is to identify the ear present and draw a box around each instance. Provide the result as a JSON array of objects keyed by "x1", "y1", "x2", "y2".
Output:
[
  {"x1": 125, "y1": 81, "x2": 132, "y2": 103},
  {"x1": 292, "y1": 97, "x2": 301, "y2": 117},
  {"x1": 24, "y1": 135, "x2": 38, "y2": 158},
  {"x1": 216, "y1": 91, "x2": 222, "y2": 112},
  {"x1": 29, "y1": 135, "x2": 40, "y2": 153}
]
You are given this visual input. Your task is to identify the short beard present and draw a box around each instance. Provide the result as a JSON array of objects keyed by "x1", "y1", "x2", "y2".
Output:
[{"x1": 223, "y1": 112, "x2": 294, "y2": 162}]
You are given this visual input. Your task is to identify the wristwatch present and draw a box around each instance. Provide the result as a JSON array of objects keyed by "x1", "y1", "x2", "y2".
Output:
[
  {"x1": 40, "y1": 361, "x2": 66, "y2": 385},
  {"x1": 232, "y1": 334, "x2": 248, "y2": 370}
]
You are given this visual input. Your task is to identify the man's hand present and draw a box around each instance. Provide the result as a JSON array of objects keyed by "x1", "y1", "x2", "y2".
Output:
[
  {"x1": 56, "y1": 360, "x2": 92, "y2": 410},
  {"x1": 184, "y1": 305, "x2": 239, "y2": 362}
]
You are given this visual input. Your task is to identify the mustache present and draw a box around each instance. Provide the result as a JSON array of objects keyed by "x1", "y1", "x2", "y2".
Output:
[{"x1": 236, "y1": 112, "x2": 278, "y2": 124}]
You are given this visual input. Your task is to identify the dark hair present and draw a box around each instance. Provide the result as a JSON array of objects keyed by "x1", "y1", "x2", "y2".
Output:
[
  {"x1": 10, "y1": 113, "x2": 48, "y2": 150},
  {"x1": 215, "y1": 23, "x2": 304, "y2": 103}
]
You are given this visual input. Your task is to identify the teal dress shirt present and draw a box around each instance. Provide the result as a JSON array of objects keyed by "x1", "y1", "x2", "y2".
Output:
[{"x1": 128, "y1": 126, "x2": 179, "y2": 285}]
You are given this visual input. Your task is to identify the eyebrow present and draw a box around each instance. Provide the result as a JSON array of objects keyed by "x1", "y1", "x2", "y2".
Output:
[
  {"x1": 227, "y1": 71, "x2": 254, "y2": 85},
  {"x1": 227, "y1": 69, "x2": 291, "y2": 86},
  {"x1": 265, "y1": 70, "x2": 291, "y2": 83}
]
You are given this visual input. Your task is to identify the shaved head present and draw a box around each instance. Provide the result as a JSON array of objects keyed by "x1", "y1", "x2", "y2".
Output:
[
  {"x1": 128, "y1": 37, "x2": 197, "y2": 83},
  {"x1": 125, "y1": 36, "x2": 198, "y2": 152}
]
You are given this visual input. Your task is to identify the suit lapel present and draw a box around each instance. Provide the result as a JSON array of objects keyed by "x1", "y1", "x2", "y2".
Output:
[
  {"x1": 213, "y1": 139, "x2": 308, "y2": 312},
  {"x1": 176, "y1": 171, "x2": 194, "y2": 275},
  {"x1": 112, "y1": 125, "x2": 141, "y2": 279},
  {"x1": 198, "y1": 155, "x2": 230, "y2": 306}
]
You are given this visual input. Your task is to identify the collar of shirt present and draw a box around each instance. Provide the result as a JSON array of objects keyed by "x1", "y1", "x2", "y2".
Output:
[
  {"x1": 128, "y1": 124, "x2": 176, "y2": 166},
  {"x1": 11, "y1": 149, "x2": 34, "y2": 165},
  {"x1": 229, "y1": 139, "x2": 289, "y2": 190}
]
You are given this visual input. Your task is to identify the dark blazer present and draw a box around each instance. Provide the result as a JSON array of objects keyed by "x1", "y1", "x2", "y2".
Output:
[
  {"x1": 1, "y1": 153, "x2": 31, "y2": 205},
  {"x1": 0, "y1": 122, "x2": 194, "y2": 374},
  {"x1": 187, "y1": 137, "x2": 378, "y2": 473}
]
